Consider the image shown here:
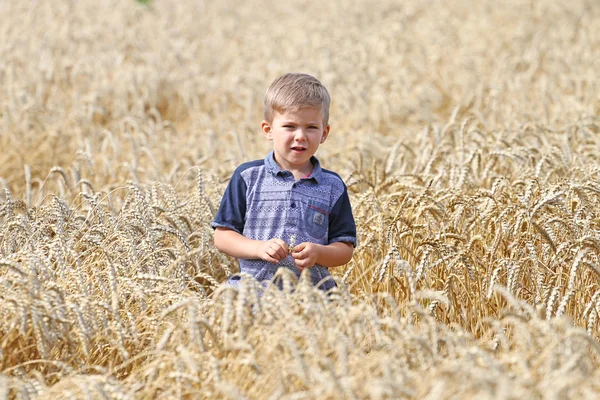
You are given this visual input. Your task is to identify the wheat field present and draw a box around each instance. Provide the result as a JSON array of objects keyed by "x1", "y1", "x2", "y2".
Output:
[{"x1": 1, "y1": 0, "x2": 600, "y2": 398}]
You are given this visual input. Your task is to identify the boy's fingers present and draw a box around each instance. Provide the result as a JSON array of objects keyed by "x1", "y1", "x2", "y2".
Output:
[
  {"x1": 276, "y1": 244, "x2": 291, "y2": 260},
  {"x1": 292, "y1": 250, "x2": 305, "y2": 259},
  {"x1": 269, "y1": 242, "x2": 287, "y2": 258},
  {"x1": 292, "y1": 243, "x2": 308, "y2": 258},
  {"x1": 293, "y1": 242, "x2": 306, "y2": 251},
  {"x1": 268, "y1": 247, "x2": 285, "y2": 260},
  {"x1": 273, "y1": 239, "x2": 289, "y2": 251}
]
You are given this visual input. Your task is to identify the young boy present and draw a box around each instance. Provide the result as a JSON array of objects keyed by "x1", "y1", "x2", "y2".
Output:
[{"x1": 211, "y1": 73, "x2": 356, "y2": 291}]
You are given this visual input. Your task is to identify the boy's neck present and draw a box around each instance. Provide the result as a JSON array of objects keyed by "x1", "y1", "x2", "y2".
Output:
[
  {"x1": 273, "y1": 155, "x2": 313, "y2": 180},
  {"x1": 290, "y1": 166, "x2": 312, "y2": 180}
]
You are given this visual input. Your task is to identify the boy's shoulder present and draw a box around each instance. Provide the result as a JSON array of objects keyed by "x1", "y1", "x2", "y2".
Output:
[
  {"x1": 320, "y1": 167, "x2": 343, "y2": 181},
  {"x1": 231, "y1": 158, "x2": 265, "y2": 178},
  {"x1": 235, "y1": 158, "x2": 264, "y2": 173},
  {"x1": 319, "y1": 167, "x2": 347, "y2": 188}
]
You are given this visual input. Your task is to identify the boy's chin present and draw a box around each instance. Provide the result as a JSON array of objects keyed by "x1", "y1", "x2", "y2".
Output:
[
  {"x1": 290, "y1": 149, "x2": 309, "y2": 156},
  {"x1": 290, "y1": 154, "x2": 313, "y2": 163}
]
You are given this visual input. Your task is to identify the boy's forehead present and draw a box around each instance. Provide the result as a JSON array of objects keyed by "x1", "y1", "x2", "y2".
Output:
[{"x1": 274, "y1": 106, "x2": 324, "y2": 121}]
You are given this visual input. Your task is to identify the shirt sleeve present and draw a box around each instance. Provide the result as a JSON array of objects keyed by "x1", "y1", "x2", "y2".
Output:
[
  {"x1": 210, "y1": 168, "x2": 247, "y2": 234},
  {"x1": 328, "y1": 184, "x2": 357, "y2": 247}
]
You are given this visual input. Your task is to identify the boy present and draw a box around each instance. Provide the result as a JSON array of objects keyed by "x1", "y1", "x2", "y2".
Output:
[{"x1": 211, "y1": 73, "x2": 356, "y2": 291}]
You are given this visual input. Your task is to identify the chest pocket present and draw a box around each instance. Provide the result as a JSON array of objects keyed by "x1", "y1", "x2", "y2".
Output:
[{"x1": 304, "y1": 200, "x2": 329, "y2": 239}]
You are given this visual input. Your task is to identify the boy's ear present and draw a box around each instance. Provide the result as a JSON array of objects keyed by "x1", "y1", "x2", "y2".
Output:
[
  {"x1": 261, "y1": 120, "x2": 273, "y2": 140},
  {"x1": 320, "y1": 125, "x2": 330, "y2": 143}
]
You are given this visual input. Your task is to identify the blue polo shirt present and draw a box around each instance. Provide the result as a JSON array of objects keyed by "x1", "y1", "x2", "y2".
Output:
[{"x1": 211, "y1": 151, "x2": 356, "y2": 290}]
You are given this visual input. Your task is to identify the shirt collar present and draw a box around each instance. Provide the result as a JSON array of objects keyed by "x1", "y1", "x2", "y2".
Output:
[{"x1": 264, "y1": 150, "x2": 323, "y2": 183}]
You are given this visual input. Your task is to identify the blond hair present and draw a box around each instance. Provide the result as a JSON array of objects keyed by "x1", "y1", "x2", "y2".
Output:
[{"x1": 264, "y1": 73, "x2": 331, "y2": 124}]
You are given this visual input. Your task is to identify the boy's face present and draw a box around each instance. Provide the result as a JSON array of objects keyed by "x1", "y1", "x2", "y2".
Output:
[{"x1": 261, "y1": 107, "x2": 330, "y2": 172}]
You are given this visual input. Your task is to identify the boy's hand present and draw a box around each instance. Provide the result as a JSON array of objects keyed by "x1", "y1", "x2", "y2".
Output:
[
  {"x1": 291, "y1": 242, "x2": 321, "y2": 271},
  {"x1": 256, "y1": 239, "x2": 289, "y2": 264}
]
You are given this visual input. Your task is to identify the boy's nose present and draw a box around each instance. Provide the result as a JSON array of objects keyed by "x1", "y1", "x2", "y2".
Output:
[{"x1": 294, "y1": 129, "x2": 307, "y2": 140}]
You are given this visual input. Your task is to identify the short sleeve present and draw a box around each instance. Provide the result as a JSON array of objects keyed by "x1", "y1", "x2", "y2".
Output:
[
  {"x1": 328, "y1": 185, "x2": 357, "y2": 247},
  {"x1": 210, "y1": 169, "x2": 247, "y2": 234}
]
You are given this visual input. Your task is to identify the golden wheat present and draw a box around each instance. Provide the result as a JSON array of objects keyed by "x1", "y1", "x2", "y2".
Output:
[{"x1": 1, "y1": 0, "x2": 600, "y2": 398}]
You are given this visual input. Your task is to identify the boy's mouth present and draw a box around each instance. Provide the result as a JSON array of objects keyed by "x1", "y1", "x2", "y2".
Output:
[{"x1": 291, "y1": 146, "x2": 306, "y2": 152}]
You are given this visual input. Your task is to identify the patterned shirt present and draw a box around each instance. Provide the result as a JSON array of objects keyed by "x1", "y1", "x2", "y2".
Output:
[{"x1": 211, "y1": 151, "x2": 357, "y2": 290}]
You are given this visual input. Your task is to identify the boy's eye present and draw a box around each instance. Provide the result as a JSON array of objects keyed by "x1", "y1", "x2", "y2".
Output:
[{"x1": 308, "y1": 126, "x2": 318, "y2": 129}]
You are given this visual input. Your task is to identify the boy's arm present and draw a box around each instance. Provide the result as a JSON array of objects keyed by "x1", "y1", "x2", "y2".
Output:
[
  {"x1": 292, "y1": 241, "x2": 353, "y2": 270},
  {"x1": 214, "y1": 227, "x2": 289, "y2": 264}
]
